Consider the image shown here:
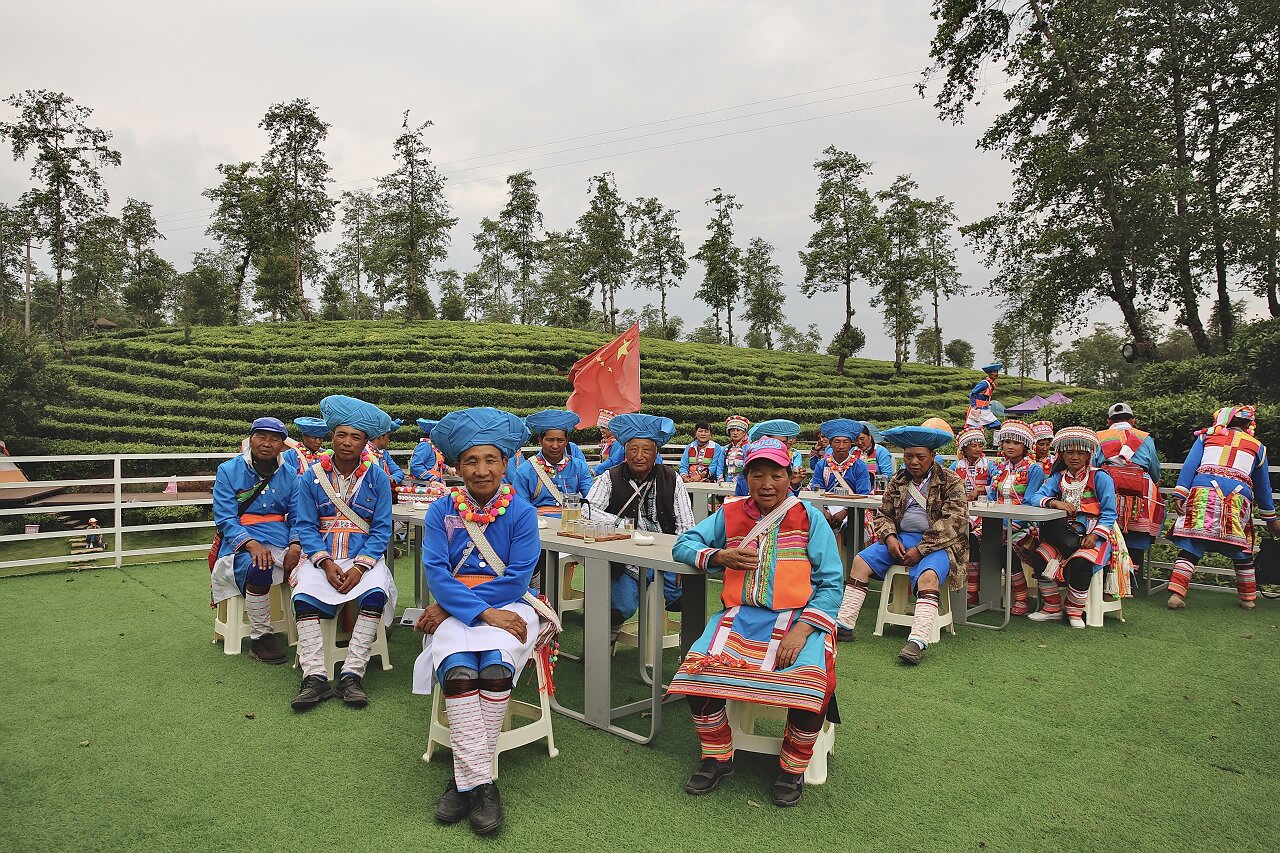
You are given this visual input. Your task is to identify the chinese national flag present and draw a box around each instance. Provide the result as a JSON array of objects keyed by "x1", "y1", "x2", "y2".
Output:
[{"x1": 566, "y1": 322, "x2": 641, "y2": 428}]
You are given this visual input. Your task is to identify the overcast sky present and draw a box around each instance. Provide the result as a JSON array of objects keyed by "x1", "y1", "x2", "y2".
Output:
[{"x1": 6, "y1": 0, "x2": 1249, "y2": 371}]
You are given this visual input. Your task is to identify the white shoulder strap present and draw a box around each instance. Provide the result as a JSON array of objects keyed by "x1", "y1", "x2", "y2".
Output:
[
  {"x1": 530, "y1": 459, "x2": 566, "y2": 506},
  {"x1": 743, "y1": 495, "x2": 801, "y2": 545},
  {"x1": 309, "y1": 461, "x2": 371, "y2": 534}
]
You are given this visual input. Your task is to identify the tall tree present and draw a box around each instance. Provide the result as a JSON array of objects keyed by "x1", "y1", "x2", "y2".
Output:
[
  {"x1": 799, "y1": 146, "x2": 883, "y2": 373},
  {"x1": 437, "y1": 268, "x2": 467, "y2": 321},
  {"x1": 540, "y1": 228, "x2": 593, "y2": 328},
  {"x1": 576, "y1": 173, "x2": 630, "y2": 332},
  {"x1": 178, "y1": 249, "x2": 235, "y2": 326},
  {"x1": 873, "y1": 175, "x2": 925, "y2": 373},
  {"x1": 68, "y1": 214, "x2": 125, "y2": 324},
  {"x1": 0, "y1": 202, "x2": 28, "y2": 321},
  {"x1": 741, "y1": 237, "x2": 786, "y2": 349},
  {"x1": 944, "y1": 338, "x2": 975, "y2": 368},
  {"x1": 1, "y1": 90, "x2": 121, "y2": 352},
  {"x1": 692, "y1": 188, "x2": 743, "y2": 345},
  {"x1": 377, "y1": 111, "x2": 454, "y2": 321},
  {"x1": 627, "y1": 196, "x2": 687, "y2": 338},
  {"x1": 499, "y1": 170, "x2": 544, "y2": 325},
  {"x1": 259, "y1": 98, "x2": 334, "y2": 321},
  {"x1": 203, "y1": 161, "x2": 270, "y2": 325},
  {"x1": 916, "y1": 195, "x2": 962, "y2": 365},
  {"x1": 333, "y1": 190, "x2": 376, "y2": 320},
  {"x1": 461, "y1": 270, "x2": 488, "y2": 322},
  {"x1": 473, "y1": 217, "x2": 509, "y2": 321}
]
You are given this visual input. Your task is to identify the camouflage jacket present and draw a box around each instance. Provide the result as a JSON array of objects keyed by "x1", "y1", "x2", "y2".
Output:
[{"x1": 872, "y1": 461, "x2": 970, "y2": 591}]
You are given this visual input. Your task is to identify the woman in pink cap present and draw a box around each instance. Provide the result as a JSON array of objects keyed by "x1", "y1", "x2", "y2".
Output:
[{"x1": 670, "y1": 438, "x2": 842, "y2": 808}]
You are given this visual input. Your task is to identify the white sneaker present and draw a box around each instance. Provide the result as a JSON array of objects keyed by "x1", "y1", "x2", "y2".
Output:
[
  {"x1": 1066, "y1": 615, "x2": 1086, "y2": 629},
  {"x1": 1027, "y1": 609, "x2": 1062, "y2": 622}
]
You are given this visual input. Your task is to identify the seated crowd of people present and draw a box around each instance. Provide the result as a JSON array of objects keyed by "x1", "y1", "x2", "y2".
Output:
[{"x1": 209, "y1": 372, "x2": 1276, "y2": 834}]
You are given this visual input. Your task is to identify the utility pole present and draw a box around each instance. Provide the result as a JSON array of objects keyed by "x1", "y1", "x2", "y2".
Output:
[{"x1": 24, "y1": 236, "x2": 32, "y2": 333}]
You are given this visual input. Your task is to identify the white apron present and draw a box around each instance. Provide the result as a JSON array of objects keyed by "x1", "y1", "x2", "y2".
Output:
[
  {"x1": 290, "y1": 556, "x2": 398, "y2": 626},
  {"x1": 210, "y1": 545, "x2": 287, "y2": 605},
  {"x1": 412, "y1": 601, "x2": 539, "y2": 696}
]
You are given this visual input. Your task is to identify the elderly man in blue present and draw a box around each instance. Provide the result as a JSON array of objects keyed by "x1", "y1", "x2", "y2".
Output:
[
  {"x1": 211, "y1": 417, "x2": 303, "y2": 665},
  {"x1": 679, "y1": 421, "x2": 726, "y2": 483},
  {"x1": 410, "y1": 418, "x2": 445, "y2": 483},
  {"x1": 289, "y1": 395, "x2": 397, "y2": 712},
  {"x1": 410, "y1": 407, "x2": 558, "y2": 837},
  {"x1": 670, "y1": 438, "x2": 842, "y2": 807},
  {"x1": 810, "y1": 417, "x2": 872, "y2": 514},
  {"x1": 733, "y1": 419, "x2": 805, "y2": 497},
  {"x1": 510, "y1": 409, "x2": 595, "y2": 515},
  {"x1": 282, "y1": 417, "x2": 328, "y2": 475}
]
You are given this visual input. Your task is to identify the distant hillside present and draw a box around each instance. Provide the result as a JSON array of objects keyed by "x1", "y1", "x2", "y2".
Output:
[{"x1": 23, "y1": 320, "x2": 1078, "y2": 454}]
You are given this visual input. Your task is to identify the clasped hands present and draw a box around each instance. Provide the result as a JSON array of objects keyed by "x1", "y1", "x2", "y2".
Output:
[
  {"x1": 413, "y1": 602, "x2": 526, "y2": 643},
  {"x1": 885, "y1": 534, "x2": 922, "y2": 567}
]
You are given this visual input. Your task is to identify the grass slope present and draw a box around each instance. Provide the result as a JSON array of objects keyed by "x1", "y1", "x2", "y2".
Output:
[
  {"x1": 24, "y1": 320, "x2": 1074, "y2": 453},
  {"x1": 2, "y1": 560, "x2": 1276, "y2": 852}
]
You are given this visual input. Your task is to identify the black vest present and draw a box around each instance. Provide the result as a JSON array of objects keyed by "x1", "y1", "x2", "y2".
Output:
[{"x1": 606, "y1": 462, "x2": 678, "y2": 535}]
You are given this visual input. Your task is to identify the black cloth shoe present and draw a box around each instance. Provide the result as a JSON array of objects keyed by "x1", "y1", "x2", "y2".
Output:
[
  {"x1": 468, "y1": 782, "x2": 504, "y2": 836},
  {"x1": 771, "y1": 771, "x2": 804, "y2": 807},
  {"x1": 684, "y1": 758, "x2": 734, "y2": 795},
  {"x1": 897, "y1": 641, "x2": 924, "y2": 665},
  {"x1": 290, "y1": 675, "x2": 332, "y2": 711},
  {"x1": 665, "y1": 595, "x2": 683, "y2": 613},
  {"x1": 248, "y1": 634, "x2": 286, "y2": 665},
  {"x1": 835, "y1": 626, "x2": 854, "y2": 643},
  {"x1": 435, "y1": 779, "x2": 469, "y2": 825},
  {"x1": 335, "y1": 673, "x2": 369, "y2": 708}
]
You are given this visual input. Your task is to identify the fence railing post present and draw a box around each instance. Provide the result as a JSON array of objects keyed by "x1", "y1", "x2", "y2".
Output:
[{"x1": 113, "y1": 456, "x2": 123, "y2": 569}]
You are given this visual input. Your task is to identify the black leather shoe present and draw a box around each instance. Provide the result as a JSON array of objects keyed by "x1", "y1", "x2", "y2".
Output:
[
  {"x1": 435, "y1": 778, "x2": 469, "y2": 825},
  {"x1": 248, "y1": 634, "x2": 286, "y2": 665},
  {"x1": 665, "y1": 595, "x2": 683, "y2": 613},
  {"x1": 897, "y1": 641, "x2": 925, "y2": 665},
  {"x1": 835, "y1": 626, "x2": 854, "y2": 643},
  {"x1": 684, "y1": 758, "x2": 734, "y2": 795},
  {"x1": 468, "y1": 782, "x2": 504, "y2": 836},
  {"x1": 290, "y1": 675, "x2": 332, "y2": 711},
  {"x1": 335, "y1": 673, "x2": 369, "y2": 708},
  {"x1": 771, "y1": 771, "x2": 804, "y2": 807}
]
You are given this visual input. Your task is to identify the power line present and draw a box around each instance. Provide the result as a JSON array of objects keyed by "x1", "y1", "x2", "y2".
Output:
[{"x1": 151, "y1": 71, "x2": 922, "y2": 225}]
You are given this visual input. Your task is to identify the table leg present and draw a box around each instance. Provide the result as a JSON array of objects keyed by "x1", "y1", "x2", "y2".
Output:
[
  {"x1": 962, "y1": 515, "x2": 1013, "y2": 630},
  {"x1": 581, "y1": 555, "x2": 612, "y2": 727}
]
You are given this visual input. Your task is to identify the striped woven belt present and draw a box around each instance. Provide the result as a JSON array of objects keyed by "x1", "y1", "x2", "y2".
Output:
[
  {"x1": 320, "y1": 517, "x2": 366, "y2": 533},
  {"x1": 1198, "y1": 465, "x2": 1251, "y2": 486}
]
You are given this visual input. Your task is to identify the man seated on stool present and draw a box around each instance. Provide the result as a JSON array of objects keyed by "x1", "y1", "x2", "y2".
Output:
[
  {"x1": 210, "y1": 417, "x2": 302, "y2": 665},
  {"x1": 289, "y1": 395, "x2": 397, "y2": 710},
  {"x1": 584, "y1": 413, "x2": 696, "y2": 640},
  {"x1": 509, "y1": 409, "x2": 595, "y2": 514},
  {"x1": 834, "y1": 425, "x2": 968, "y2": 665},
  {"x1": 413, "y1": 407, "x2": 558, "y2": 836}
]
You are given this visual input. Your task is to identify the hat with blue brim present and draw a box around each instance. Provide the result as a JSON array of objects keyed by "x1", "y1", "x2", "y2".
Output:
[
  {"x1": 981, "y1": 362, "x2": 1003, "y2": 373},
  {"x1": 880, "y1": 426, "x2": 954, "y2": 451},
  {"x1": 292, "y1": 417, "x2": 328, "y2": 438},
  {"x1": 524, "y1": 409, "x2": 580, "y2": 437},
  {"x1": 748, "y1": 419, "x2": 801, "y2": 441},
  {"x1": 416, "y1": 418, "x2": 438, "y2": 435},
  {"x1": 250, "y1": 417, "x2": 288, "y2": 438},
  {"x1": 320, "y1": 395, "x2": 395, "y2": 440},
  {"x1": 431, "y1": 407, "x2": 527, "y2": 463},
  {"x1": 819, "y1": 418, "x2": 861, "y2": 441},
  {"x1": 609, "y1": 413, "x2": 676, "y2": 447}
]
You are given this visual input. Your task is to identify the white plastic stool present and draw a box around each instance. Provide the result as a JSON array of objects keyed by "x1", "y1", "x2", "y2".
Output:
[
  {"x1": 872, "y1": 565, "x2": 954, "y2": 644},
  {"x1": 292, "y1": 602, "x2": 392, "y2": 678},
  {"x1": 557, "y1": 554, "x2": 584, "y2": 617},
  {"x1": 213, "y1": 585, "x2": 296, "y2": 654},
  {"x1": 614, "y1": 581, "x2": 680, "y2": 667},
  {"x1": 1085, "y1": 569, "x2": 1124, "y2": 627},
  {"x1": 422, "y1": 652, "x2": 558, "y2": 778},
  {"x1": 725, "y1": 700, "x2": 836, "y2": 784}
]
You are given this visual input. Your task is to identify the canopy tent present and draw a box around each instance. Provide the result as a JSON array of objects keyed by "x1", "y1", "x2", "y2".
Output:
[
  {"x1": 1045, "y1": 392, "x2": 1073, "y2": 404},
  {"x1": 1006, "y1": 395, "x2": 1051, "y2": 414}
]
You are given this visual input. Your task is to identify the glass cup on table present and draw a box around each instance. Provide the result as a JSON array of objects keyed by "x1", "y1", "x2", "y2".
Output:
[
  {"x1": 583, "y1": 521, "x2": 599, "y2": 543},
  {"x1": 561, "y1": 493, "x2": 582, "y2": 531}
]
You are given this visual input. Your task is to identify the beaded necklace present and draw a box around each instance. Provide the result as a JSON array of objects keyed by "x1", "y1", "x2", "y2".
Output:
[{"x1": 452, "y1": 483, "x2": 514, "y2": 523}]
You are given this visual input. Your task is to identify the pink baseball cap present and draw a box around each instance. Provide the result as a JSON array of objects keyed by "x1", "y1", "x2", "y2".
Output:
[{"x1": 743, "y1": 437, "x2": 793, "y2": 469}]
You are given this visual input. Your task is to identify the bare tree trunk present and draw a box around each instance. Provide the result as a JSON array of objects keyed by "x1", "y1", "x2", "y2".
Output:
[
  {"x1": 726, "y1": 302, "x2": 734, "y2": 346},
  {"x1": 24, "y1": 237, "x2": 32, "y2": 333},
  {"x1": 1269, "y1": 73, "x2": 1280, "y2": 317},
  {"x1": 1169, "y1": 16, "x2": 1211, "y2": 354}
]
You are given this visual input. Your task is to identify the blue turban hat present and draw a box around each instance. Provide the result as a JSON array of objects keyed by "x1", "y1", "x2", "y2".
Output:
[
  {"x1": 431, "y1": 407, "x2": 527, "y2": 463},
  {"x1": 748, "y1": 419, "x2": 800, "y2": 441},
  {"x1": 819, "y1": 418, "x2": 861, "y2": 441},
  {"x1": 981, "y1": 362, "x2": 1003, "y2": 373},
  {"x1": 416, "y1": 418, "x2": 438, "y2": 435},
  {"x1": 880, "y1": 426, "x2": 954, "y2": 451},
  {"x1": 609, "y1": 413, "x2": 676, "y2": 447},
  {"x1": 319, "y1": 395, "x2": 394, "y2": 440},
  {"x1": 293, "y1": 417, "x2": 329, "y2": 438},
  {"x1": 524, "y1": 409, "x2": 580, "y2": 437},
  {"x1": 858, "y1": 421, "x2": 883, "y2": 443}
]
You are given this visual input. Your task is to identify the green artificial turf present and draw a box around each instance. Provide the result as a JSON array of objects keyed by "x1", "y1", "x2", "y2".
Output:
[{"x1": 2, "y1": 560, "x2": 1277, "y2": 852}]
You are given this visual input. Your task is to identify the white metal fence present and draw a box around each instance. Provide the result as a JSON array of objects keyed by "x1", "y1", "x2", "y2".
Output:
[{"x1": 1, "y1": 449, "x2": 1275, "y2": 578}]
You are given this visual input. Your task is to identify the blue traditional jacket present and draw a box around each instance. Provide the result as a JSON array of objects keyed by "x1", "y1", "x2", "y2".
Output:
[
  {"x1": 213, "y1": 451, "x2": 300, "y2": 557},
  {"x1": 509, "y1": 452, "x2": 595, "y2": 509},
  {"x1": 295, "y1": 460, "x2": 393, "y2": 568}
]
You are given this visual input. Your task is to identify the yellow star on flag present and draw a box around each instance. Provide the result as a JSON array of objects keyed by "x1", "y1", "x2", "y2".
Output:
[{"x1": 616, "y1": 338, "x2": 632, "y2": 359}]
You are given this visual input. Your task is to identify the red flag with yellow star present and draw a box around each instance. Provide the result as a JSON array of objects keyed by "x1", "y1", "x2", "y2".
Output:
[{"x1": 566, "y1": 322, "x2": 641, "y2": 428}]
